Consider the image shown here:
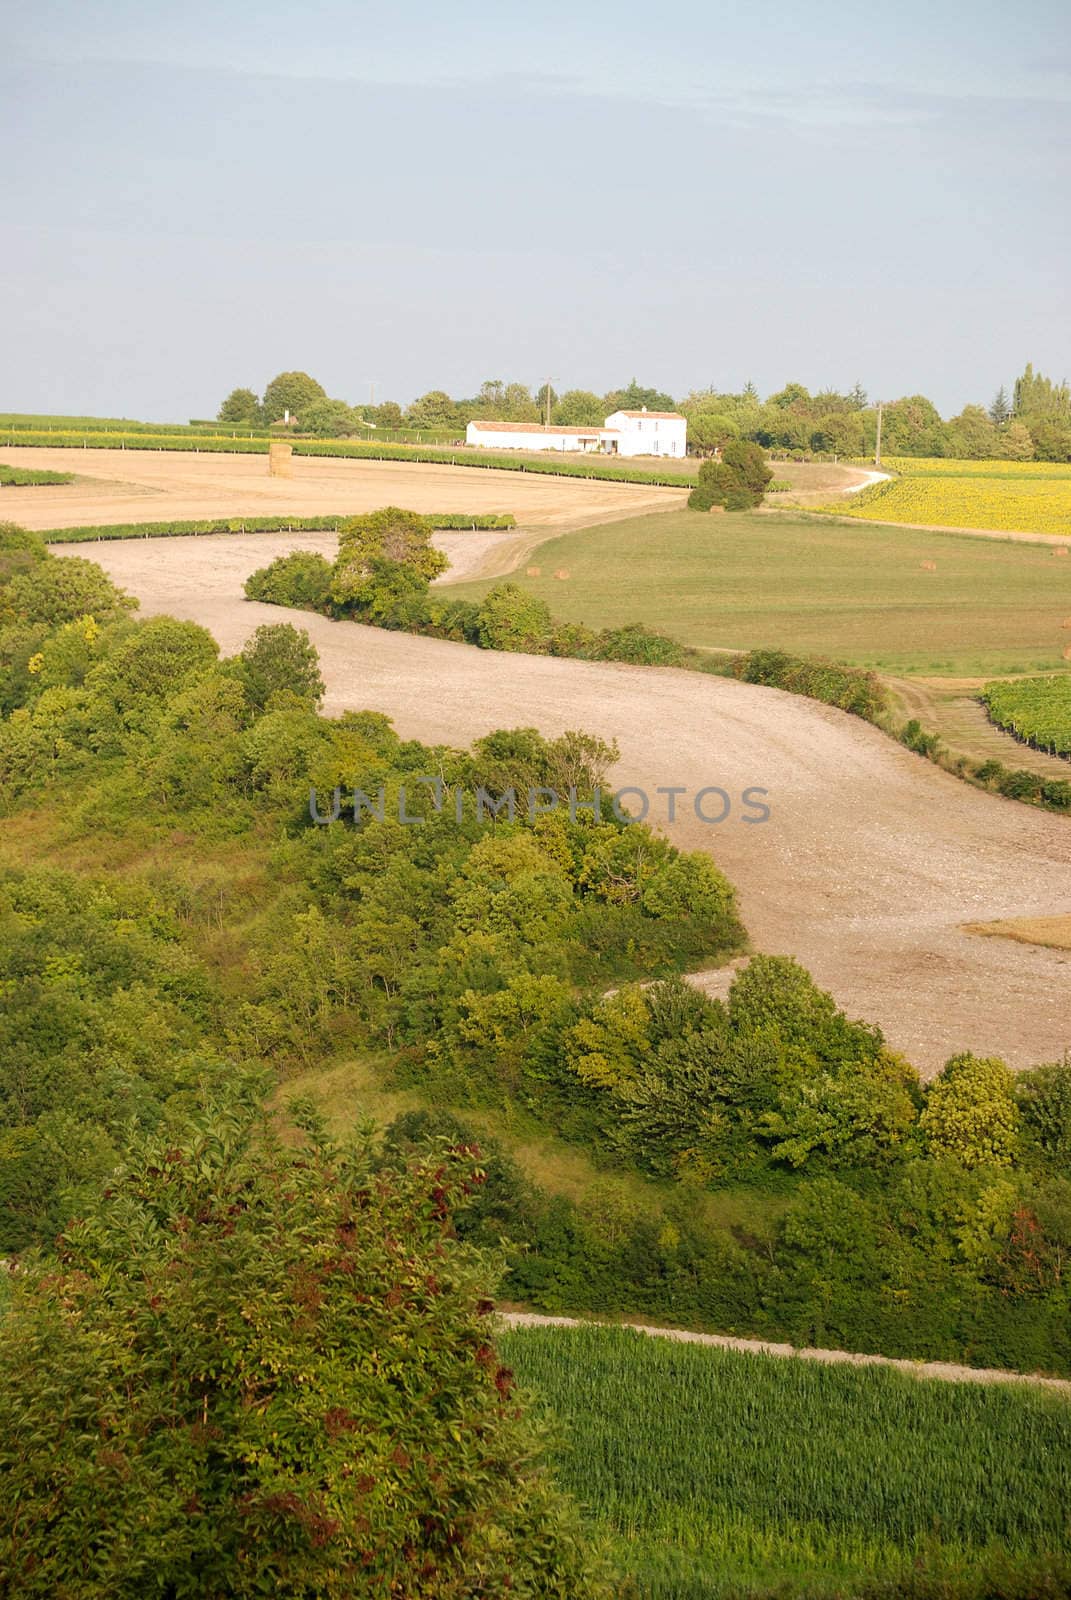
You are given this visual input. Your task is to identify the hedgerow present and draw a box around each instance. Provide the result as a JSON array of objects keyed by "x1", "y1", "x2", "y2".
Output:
[
  {"x1": 42, "y1": 512, "x2": 516, "y2": 543},
  {"x1": 0, "y1": 464, "x2": 74, "y2": 486},
  {"x1": 726, "y1": 647, "x2": 889, "y2": 720}
]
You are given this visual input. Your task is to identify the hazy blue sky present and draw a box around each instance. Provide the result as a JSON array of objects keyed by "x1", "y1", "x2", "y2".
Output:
[{"x1": 3, "y1": 0, "x2": 1069, "y2": 419}]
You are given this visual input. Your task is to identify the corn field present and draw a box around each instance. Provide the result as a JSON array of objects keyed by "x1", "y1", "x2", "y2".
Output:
[
  {"x1": 501, "y1": 1324, "x2": 1071, "y2": 1599},
  {"x1": 821, "y1": 457, "x2": 1071, "y2": 536}
]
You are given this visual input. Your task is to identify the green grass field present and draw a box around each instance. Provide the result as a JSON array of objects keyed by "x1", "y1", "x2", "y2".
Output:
[
  {"x1": 447, "y1": 508, "x2": 1071, "y2": 675},
  {"x1": 502, "y1": 1324, "x2": 1071, "y2": 1599}
]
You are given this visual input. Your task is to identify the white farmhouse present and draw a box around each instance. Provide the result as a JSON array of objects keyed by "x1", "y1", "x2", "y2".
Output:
[
  {"x1": 603, "y1": 409, "x2": 687, "y2": 457},
  {"x1": 465, "y1": 406, "x2": 687, "y2": 458}
]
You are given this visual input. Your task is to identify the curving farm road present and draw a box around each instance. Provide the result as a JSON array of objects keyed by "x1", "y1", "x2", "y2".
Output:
[{"x1": 54, "y1": 529, "x2": 1071, "y2": 1076}]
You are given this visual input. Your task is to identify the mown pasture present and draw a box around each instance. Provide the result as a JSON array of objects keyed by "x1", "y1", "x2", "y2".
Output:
[{"x1": 446, "y1": 507, "x2": 1071, "y2": 675}]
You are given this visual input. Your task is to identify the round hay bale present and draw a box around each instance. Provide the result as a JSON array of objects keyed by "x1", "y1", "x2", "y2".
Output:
[
  {"x1": 1054, "y1": 547, "x2": 1070, "y2": 558},
  {"x1": 920, "y1": 560, "x2": 937, "y2": 571},
  {"x1": 1062, "y1": 618, "x2": 1071, "y2": 629},
  {"x1": 554, "y1": 568, "x2": 570, "y2": 580},
  {"x1": 1064, "y1": 645, "x2": 1071, "y2": 661},
  {"x1": 526, "y1": 566, "x2": 541, "y2": 577}
]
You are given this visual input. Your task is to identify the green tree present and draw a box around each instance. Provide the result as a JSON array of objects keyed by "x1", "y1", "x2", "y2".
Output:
[
  {"x1": 331, "y1": 507, "x2": 448, "y2": 610},
  {"x1": 920, "y1": 1053, "x2": 1021, "y2": 1167},
  {"x1": 1031, "y1": 419, "x2": 1071, "y2": 462},
  {"x1": 688, "y1": 441, "x2": 773, "y2": 511},
  {"x1": 999, "y1": 419, "x2": 1035, "y2": 460},
  {"x1": 552, "y1": 391, "x2": 605, "y2": 426},
  {"x1": 1017, "y1": 1059, "x2": 1071, "y2": 1167},
  {"x1": 368, "y1": 400, "x2": 404, "y2": 429},
  {"x1": 244, "y1": 551, "x2": 335, "y2": 611},
  {"x1": 1012, "y1": 362, "x2": 1071, "y2": 423},
  {"x1": 989, "y1": 386, "x2": 1011, "y2": 425},
  {"x1": 687, "y1": 411, "x2": 739, "y2": 455},
  {"x1": 406, "y1": 390, "x2": 462, "y2": 429},
  {"x1": 946, "y1": 404, "x2": 999, "y2": 459},
  {"x1": 810, "y1": 412, "x2": 865, "y2": 457},
  {"x1": 604, "y1": 379, "x2": 676, "y2": 414},
  {"x1": 261, "y1": 370, "x2": 327, "y2": 424},
  {"x1": 0, "y1": 1094, "x2": 607, "y2": 1598},
  {"x1": 768, "y1": 382, "x2": 812, "y2": 411},
  {"x1": 7, "y1": 556, "x2": 135, "y2": 627},
  {"x1": 475, "y1": 584, "x2": 553, "y2": 653},
  {"x1": 297, "y1": 398, "x2": 362, "y2": 437},
  {"x1": 238, "y1": 623, "x2": 325, "y2": 713},
  {"x1": 217, "y1": 387, "x2": 262, "y2": 425}
]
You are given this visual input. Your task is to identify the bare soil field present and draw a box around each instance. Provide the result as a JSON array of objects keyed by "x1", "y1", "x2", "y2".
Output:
[
  {"x1": 0, "y1": 444, "x2": 685, "y2": 534},
  {"x1": 56, "y1": 529, "x2": 1071, "y2": 1077}
]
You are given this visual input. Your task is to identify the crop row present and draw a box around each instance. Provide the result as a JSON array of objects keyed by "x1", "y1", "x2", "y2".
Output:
[
  {"x1": 40, "y1": 512, "x2": 517, "y2": 544},
  {"x1": 982, "y1": 676, "x2": 1071, "y2": 758},
  {"x1": 0, "y1": 431, "x2": 689, "y2": 487}
]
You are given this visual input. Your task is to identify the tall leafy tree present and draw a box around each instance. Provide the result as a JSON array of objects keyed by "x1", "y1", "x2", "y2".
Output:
[
  {"x1": 0, "y1": 1093, "x2": 608, "y2": 1597},
  {"x1": 261, "y1": 370, "x2": 328, "y2": 424},
  {"x1": 217, "y1": 386, "x2": 262, "y2": 424},
  {"x1": 604, "y1": 378, "x2": 676, "y2": 413}
]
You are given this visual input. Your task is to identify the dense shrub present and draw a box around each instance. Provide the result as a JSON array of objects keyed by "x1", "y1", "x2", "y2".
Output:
[
  {"x1": 0, "y1": 464, "x2": 73, "y2": 486},
  {"x1": 688, "y1": 440, "x2": 773, "y2": 510},
  {"x1": 729, "y1": 647, "x2": 889, "y2": 720},
  {"x1": 244, "y1": 550, "x2": 335, "y2": 610}
]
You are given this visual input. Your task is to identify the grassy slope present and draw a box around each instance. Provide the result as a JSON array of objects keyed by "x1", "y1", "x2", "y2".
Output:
[
  {"x1": 502, "y1": 1323, "x2": 1071, "y2": 1599},
  {"x1": 446, "y1": 507, "x2": 1071, "y2": 676}
]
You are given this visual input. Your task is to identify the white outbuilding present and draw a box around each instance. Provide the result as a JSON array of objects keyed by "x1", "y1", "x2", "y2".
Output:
[{"x1": 465, "y1": 406, "x2": 687, "y2": 458}]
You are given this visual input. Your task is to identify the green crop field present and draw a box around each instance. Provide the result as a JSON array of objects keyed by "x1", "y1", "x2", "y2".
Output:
[
  {"x1": 983, "y1": 676, "x2": 1071, "y2": 758},
  {"x1": 446, "y1": 507, "x2": 1071, "y2": 675},
  {"x1": 502, "y1": 1324, "x2": 1071, "y2": 1599}
]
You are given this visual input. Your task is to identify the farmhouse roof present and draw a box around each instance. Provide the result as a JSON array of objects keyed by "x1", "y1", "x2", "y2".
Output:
[
  {"x1": 612, "y1": 409, "x2": 685, "y2": 420},
  {"x1": 468, "y1": 420, "x2": 613, "y2": 436}
]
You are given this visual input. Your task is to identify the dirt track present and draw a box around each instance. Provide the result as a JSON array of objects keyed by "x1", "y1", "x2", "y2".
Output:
[
  {"x1": 500, "y1": 1312, "x2": 1071, "y2": 1394},
  {"x1": 55, "y1": 527, "x2": 1071, "y2": 1077}
]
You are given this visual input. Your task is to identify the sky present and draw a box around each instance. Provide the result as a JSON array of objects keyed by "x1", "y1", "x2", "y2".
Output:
[{"x1": 2, "y1": 0, "x2": 1069, "y2": 420}]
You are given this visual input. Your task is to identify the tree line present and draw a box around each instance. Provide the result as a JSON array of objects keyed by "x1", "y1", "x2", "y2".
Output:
[{"x1": 217, "y1": 364, "x2": 1071, "y2": 460}]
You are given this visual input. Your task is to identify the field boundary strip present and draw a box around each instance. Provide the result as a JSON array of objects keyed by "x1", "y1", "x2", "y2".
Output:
[
  {"x1": 498, "y1": 1311, "x2": 1071, "y2": 1394},
  {"x1": 41, "y1": 513, "x2": 517, "y2": 543}
]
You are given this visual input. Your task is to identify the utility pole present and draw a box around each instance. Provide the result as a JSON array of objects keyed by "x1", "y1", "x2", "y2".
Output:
[{"x1": 874, "y1": 401, "x2": 883, "y2": 468}]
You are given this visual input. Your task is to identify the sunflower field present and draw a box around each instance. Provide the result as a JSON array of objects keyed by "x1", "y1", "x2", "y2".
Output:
[{"x1": 822, "y1": 457, "x2": 1071, "y2": 536}]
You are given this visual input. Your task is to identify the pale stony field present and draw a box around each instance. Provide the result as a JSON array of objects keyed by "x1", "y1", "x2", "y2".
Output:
[{"x1": 57, "y1": 516, "x2": 1071, "y2": 1077}]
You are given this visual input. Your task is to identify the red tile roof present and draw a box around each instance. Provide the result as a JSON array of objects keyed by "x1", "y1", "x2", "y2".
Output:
[{"x1": 468, "y1": 420, "x2": 611, "y2": 436}]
